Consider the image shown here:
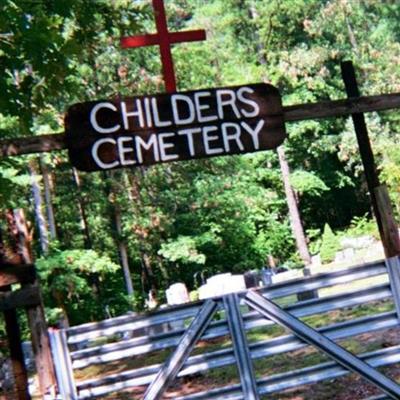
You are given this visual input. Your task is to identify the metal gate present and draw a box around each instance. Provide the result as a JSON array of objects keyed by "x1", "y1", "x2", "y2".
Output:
[{"x1": 49, "y1": 256, "x2": 400, "y2": 399}]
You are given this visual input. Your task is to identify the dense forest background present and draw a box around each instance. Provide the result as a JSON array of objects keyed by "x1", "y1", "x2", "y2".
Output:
[{"x1": 1, "y1": 0, "x2": 399, "y2": 327}]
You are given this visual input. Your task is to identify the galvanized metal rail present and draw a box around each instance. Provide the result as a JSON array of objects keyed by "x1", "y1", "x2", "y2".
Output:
[
  {"x1": 223, "y1": 294, "x2": 259, "y2": 400},
  {"x1": 49, "y1": 256, "x2": 400, "y2": 399},
  {"x1": 245, "y1": 290, "x2": 400, "y2": 399},
  {"x1": 174, "y1": 346, "x2": 400, "y2": 400},
  {"x1": 143, "y1": 300, "x2": 218, "y2": 400}
]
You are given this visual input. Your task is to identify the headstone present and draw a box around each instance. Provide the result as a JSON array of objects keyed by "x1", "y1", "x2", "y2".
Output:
[
  {"x1": 311, "y1": 254, "x2": 321, "y2": 267},
  {"x1": 166, "y1": 283, "x2": 190, "y2": 306},
  {"x1": 228, "y1": 275, "x2": 247, "y2": 293},
  {"x1": 365, "y1": 241, "x2": 384, "y2": 259},
  {"x1": 260, "y1": 267, "x2": 273, "y2": 287},
  {"x1": 340, "y1": 235, "x2": 374, "y2": 249},
  {"x1": 205, "y1": 273, "x2": 233, "y2": 298},
  {"x1": 334, "y1": 250, "x2": 346, "y2": 263},
  {"x1": 244, "y1": 271, "x2": 260, "y2": 288},
  {"x1": 335, "y1": 247, "x2": 355, "y2": 263},
  {"x1": 198, "y1": 273, "x2": 246, "y2": 299},
  {"x1": 198, "y1": 282, "x2": 216, "y2": 299}
]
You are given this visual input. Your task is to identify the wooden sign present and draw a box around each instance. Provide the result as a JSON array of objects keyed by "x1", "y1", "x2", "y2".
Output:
[{"x1": 65, "y1": 83, "x2": 286, "y2": 171}]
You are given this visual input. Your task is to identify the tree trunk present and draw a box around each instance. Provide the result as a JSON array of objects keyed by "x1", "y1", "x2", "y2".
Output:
[
  {"x1": 39, "y1": 156, "x2": 57, "y2": 240},
  {"x1": 277, "y1": 146, "x2": 312, "y2": 265},
  {"x1": 248, "y1": 3, "x2": 267, "y2": 65},
  {"x1": 113, "y1": 200, "x2": 135, "y2": 297},
  {"x1": 105, "y1": 171, "x2": 135, "y2": 297},
  {"x1": 126, "y1": 171, "x2": 160, "y2": 295},
  {"x1": 140, "y1": 250, "x2": 158, "y2": 306},
  {"x1": 71, "y1": 167, "x2": 92, "y2": 249},
  {"x1": 28, "y1": 160, "x2": 49, "y2": 254},
  {"x1": 247, "y1": 2, "x2": 311, "y2": 265}
]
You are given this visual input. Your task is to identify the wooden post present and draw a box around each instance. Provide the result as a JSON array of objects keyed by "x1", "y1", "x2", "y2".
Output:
[
  {"x1": 0, "y1": 229, "x2": 31, "y2": 400},
  {"x1": 341, "y1": 61, "x2": 400, "y2": 258},
  {"x1": 1, "y1": 285, "x2": 31, "y2": 400},
  {"x1": 11, "y1": 209, "x2": 57, "y2": 397}
]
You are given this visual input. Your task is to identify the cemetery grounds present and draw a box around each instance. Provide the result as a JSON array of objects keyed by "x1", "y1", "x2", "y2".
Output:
[{"x1": 19, "y1": 237, "x2": 399, "y2": 400}]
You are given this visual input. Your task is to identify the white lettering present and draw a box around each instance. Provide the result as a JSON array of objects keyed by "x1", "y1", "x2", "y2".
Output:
[
  {"x1": 135, "y1": 134, "x2": 159, "y2": 164},
  {"x1": 178, "y1": 128, "x2": 201, "y2": 156},
  {"x1": 91, "y1": 138, "x2": 119, "y2": 169},
  {"x1": 203, "y1": 126, "x2": 223, "y2": 155},
  {"x1": 144, "y1": 98, "x2": 153, "y2": 128},
  {"x1": 90, "y1": 102, "x2": 120, "y2": 134},
  {"x1": 216, "y1": 89, "x2": 241, "y2": 119},
  {"x1": 152, "y1": 98, "x2": 172, "y2": 127},
  {"x1": 221, "y1": 123, "x2": 244, "y2": 152},
  {"x1": 171, "y1": 94, "x2": 195, "y2": 125},
  {"x1": 194, "y1": 91, "x2": 218, "y2": 123},
  {"x1": 159, "y1": 132, "x2": 178, "y2": 161},
  {"x1": 237, "y1": 87, "x2": 260, "y2": 117},
  {"x1": 121, "y1": 100, "x2": 144, "y2": 130},
  {"x1": 241, "y1": 120, "x2": 265, "y2": 150},
  {"x1": 117, "y1": 137, "x2": 136, "y2": 166}
]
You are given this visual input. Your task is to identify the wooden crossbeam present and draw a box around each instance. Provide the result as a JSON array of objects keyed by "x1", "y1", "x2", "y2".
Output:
[
  {"x1": 0, "y1": 92, "x2": 399, "y2": 158},
  {"x1": 284, "y1": 92, "x2": 400, "y2": 122},
  {"x1": 0, "y1": 285, "x2": 41, "y2": 311},
  {"x1": 0, "y1": 264, "x2": 36, "y2": 287}
]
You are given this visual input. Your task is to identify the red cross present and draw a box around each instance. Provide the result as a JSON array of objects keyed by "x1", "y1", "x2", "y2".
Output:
[{"x1": 120, "y1": 0, "x2": 206, "y2": 93}]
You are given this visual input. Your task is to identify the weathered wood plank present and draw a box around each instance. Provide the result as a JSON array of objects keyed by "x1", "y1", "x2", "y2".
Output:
[
  {"x1": 1, "y1": 133, "x2": 65, "y2": 157},
  {"x1": 284, "y1": 92, "x2": 400, "y2": 122},
  {"x1": 375, "y1": 185, "x2": 400, "y2": 257},
  {"x1": 0, "y1": 285, "x2": 41, "y2": 311},
  {"x1": 0, "y1": 264, "x2": 36, "y2": 287},
  {"x1": 0, "y1": 93, "x2": 399, "y2": 157},
  {"x1": 340, "y1": 61, "x2": 400, "y2": 259},
  {"x1": 10, "y1": 208, "x2": 58, "y2": 397}
]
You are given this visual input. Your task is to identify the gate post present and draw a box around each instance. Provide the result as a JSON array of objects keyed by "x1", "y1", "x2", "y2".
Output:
[
  {"x1": 341, "y1": 61, "x2": 400, "y2": 258},
  {"x1": 11, "y1": 209, "x2": 57, "y2": 396},
  {"x1": 48, "y1": 328, "x2": 78, "y2": 400},
  {"x1": 385, "y1": 256, "x2": 400, "y2": 321},
  {"x1": 223, "y1": 294, "x2": 259, "y2": 400}
]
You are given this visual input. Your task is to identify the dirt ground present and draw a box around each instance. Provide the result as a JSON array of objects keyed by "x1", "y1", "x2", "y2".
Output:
[{"x1": 95, "y1": 328, "x2": 400, "y2": 400}]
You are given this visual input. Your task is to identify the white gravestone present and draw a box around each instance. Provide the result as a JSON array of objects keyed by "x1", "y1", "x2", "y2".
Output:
[
  {"x1": 198, "y1": 273, "x2": 246, "y2": 299},
  {"x1": 166, "y1": 283, "x2": 190, "y2": 306}
]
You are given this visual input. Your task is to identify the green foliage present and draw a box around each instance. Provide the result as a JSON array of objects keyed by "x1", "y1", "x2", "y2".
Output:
[
  {"x1": 158, "y1": 236, "x2": 206, "y2": 265},
  {"x1": 307, "y1": 228, "x2": 322, "y2": 255},
  {"x1": 290, "y1": 170, "x2": 329, "y2": 197},
  {"x1": 189, "y1": 290, "x2": 199, "y2": 302},
  {"x1": 0, "y1": 162, "x2": 32, "y2": 207},
  {"x1": 343, "y1": 214, "x2": 379, "y2": 239},
  {"x1": 1, "y1": 0, "x2": 400, "y2": 326},
  {"x1": 36, "y1": 247, "x2": 128, "y2": 324},
  {"x1": 320, "y1": 224, "x2": 340, "y2": 264}
]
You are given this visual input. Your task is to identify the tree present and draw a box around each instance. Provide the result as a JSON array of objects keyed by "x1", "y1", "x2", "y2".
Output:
[
  {"x1": 1, "y1": 0, "x2": 400, "y2": 325},
  {"x1": 320, "y1": 224, "x2": 340, "y2": 264}
]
